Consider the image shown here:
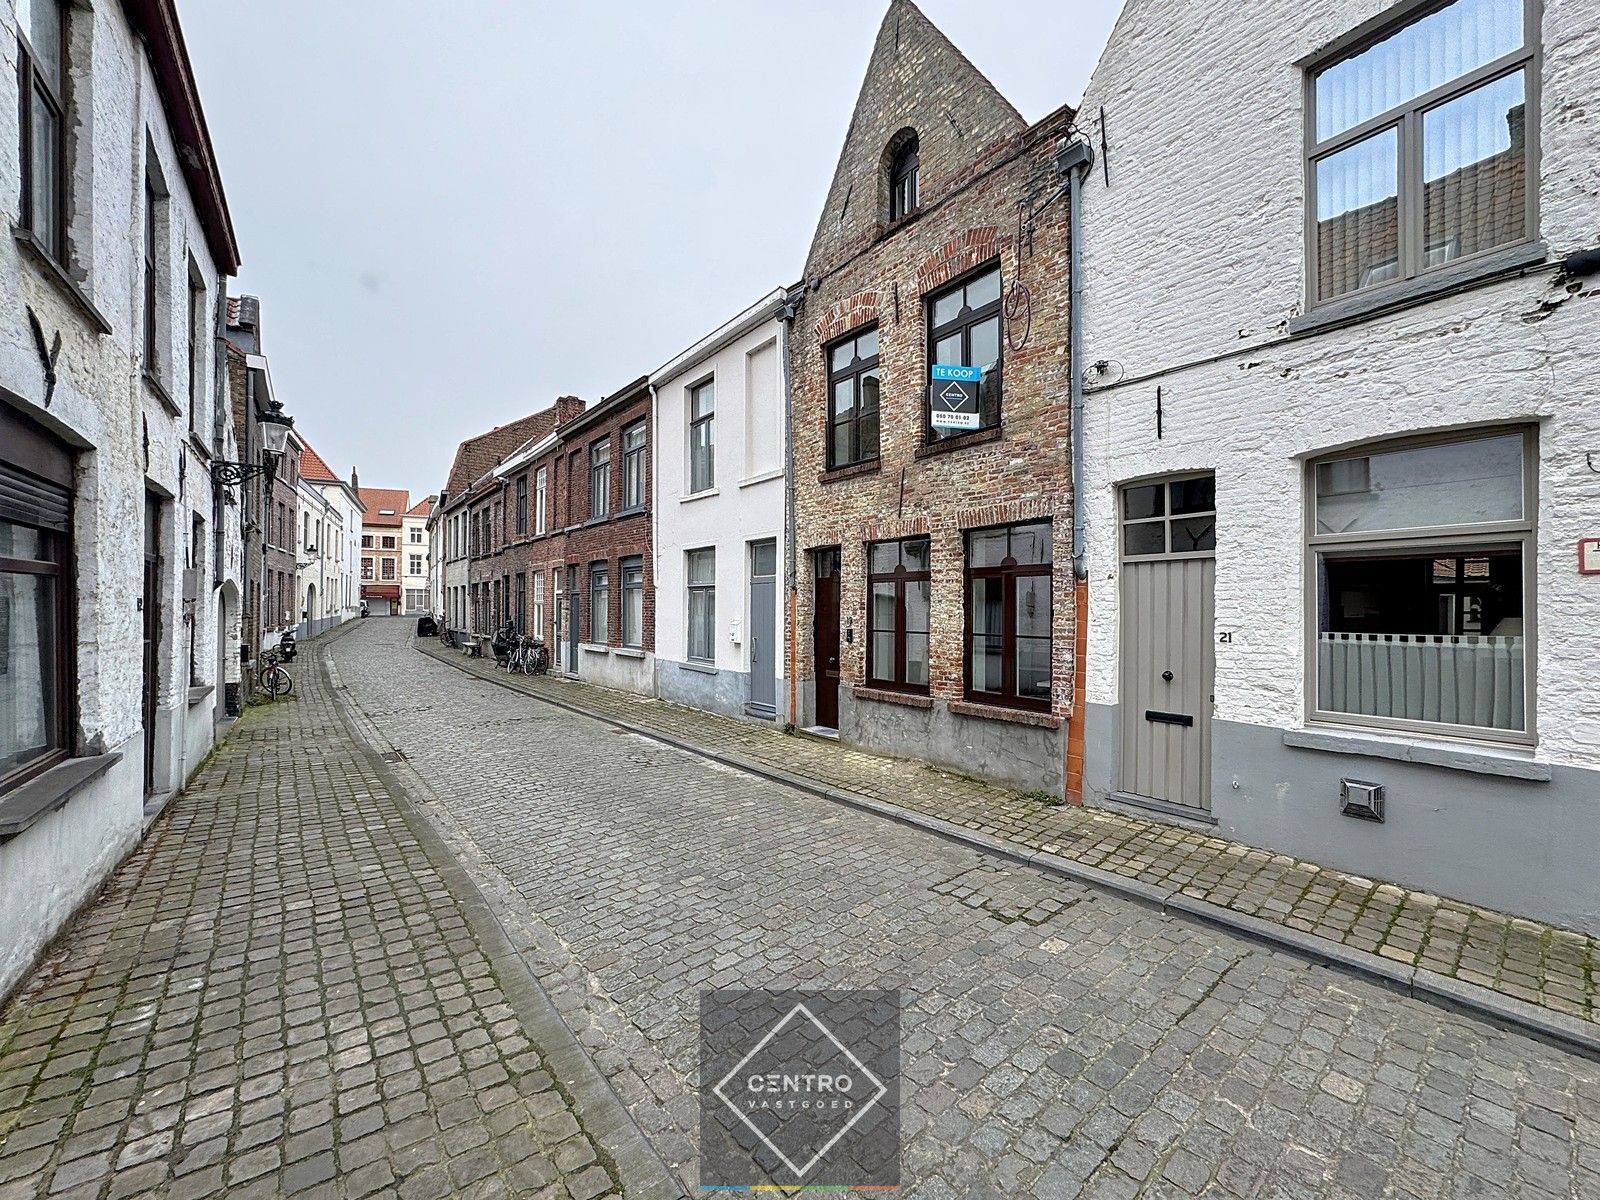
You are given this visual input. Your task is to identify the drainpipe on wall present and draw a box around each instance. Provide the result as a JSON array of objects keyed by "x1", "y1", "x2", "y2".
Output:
[
  {"x1": 1059, "y1": 137, "x2": 1095, "y2": 804},
  {"x1": 647, "y1": 382, "x2": 661, "y2": 697},
  {"x1": 779, "y1": 294, "x2": 801, "y2": 731}
]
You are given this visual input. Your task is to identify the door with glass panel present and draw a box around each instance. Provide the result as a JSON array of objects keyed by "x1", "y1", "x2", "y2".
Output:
[
  {"x1": 748, "y1": 541, "x2": 777, "y2": 716},
  {"x1": 1119, "y1": 477, "x2": 1216, "y2": 812}
]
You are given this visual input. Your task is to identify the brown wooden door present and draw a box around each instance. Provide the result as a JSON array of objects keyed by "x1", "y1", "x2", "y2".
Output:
[
  {"x1": 812, "y1": 548, "x2": 841, "y2": 729},
  {"x1": 143, "y1": 494, "x2": 160, "y2": 794}
]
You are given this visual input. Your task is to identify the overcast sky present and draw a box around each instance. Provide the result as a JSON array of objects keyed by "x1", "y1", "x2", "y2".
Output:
[{"x1": 180, "y1": 1, "x2": 1122, "y2": 495}]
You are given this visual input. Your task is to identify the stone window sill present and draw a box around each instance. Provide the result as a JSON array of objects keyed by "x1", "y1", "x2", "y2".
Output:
[
  {"x1": 914, "y1": 426, "x2": 1003, "y2": 460},
  {"x1": 852, "y1": 685, "x2": 932, "y2": 710},
  {"x1": 818, "y1": 460, "x2": 881, "y2": 485},
  {"x1": 579, "y1": 643, "x2": 610, "y2": 655},
  {"x1": 680, "y1": 489, "x2": 720, "y2": 504},
  {"x1": 613, "y1": 647, "x2": 646, "y2": 660},
  {"x1": 680, "y1": 660, "x2": 718, "y2": 675},
  {"x1": 1289, "y1": 241, "x2": 1549, "y2": 337},
  {"x1": 0, "y1": 752, "x2": 123, "y2": 840},
  {"x1": 12, "y1": 226, "x2": 114, "y2": 335},
  {"x1": 949, "y1": 699, "x2": 1062, "y2": 730},
  {"x1": 143, "y1": 370, "x2": 182, "y2": 418},
  {"x1": 187, "y1": 685, "x2": 215, "y2": 707},
  {"x1": 1283, "y1": 727, "x2": 1551, "y2": 781}
]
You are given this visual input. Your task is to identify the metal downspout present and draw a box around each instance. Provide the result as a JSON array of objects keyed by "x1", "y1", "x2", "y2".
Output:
[{"x1": 1062, "y1": 139, "x2": 1094, "y2": 803}]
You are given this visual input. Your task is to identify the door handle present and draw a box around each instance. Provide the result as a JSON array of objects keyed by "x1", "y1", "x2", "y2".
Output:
[{"x1": 1162, "y1": 670, "x2": 1174, "y2": 682}]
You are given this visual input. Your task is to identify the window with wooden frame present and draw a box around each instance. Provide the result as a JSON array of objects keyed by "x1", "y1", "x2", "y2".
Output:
[
  {"x1": 1, "y1": 410, "x2": 74, "y2": 795},
  {"x1": 622, "y1": 421, "x2": 647, "y2": 510},
  {"x1": 535, "y1": 467, "x2": 548, "y2": 534},
  {"x1": 1308, "y1": 427, "x2": 1534, "y2": 741},
  {"x1": 1306, "y1": 0, "x2": 1537, "y2": 306},
  {"x1": 17, "y1": 0, "x2": 68, "y2": 265},
  {"x1": 926, "y1": 264, "x2": 1003, "y2": 442},
  {"x1": 689, "y1": 380, "x2": 715, "y2": 493},
  {"x1": 888, "y1": 135, "x2": 919, "y2": 221},
  {"x1": 143, "y1": 172, "x2": 163, "y2": 378},
  {"x1": 590, "y1": 437, "x2": 611, "y2": 520},
  {"x1": 187, "y1": 267, "x2": 206, "y2": 434},
  {"x1": 867, "y1": 537, "x2": 930, "y2": 693},
  {"x1": 965, "y1": 521, "x2": 1052, "y2": 709},
  {"x1": 515, "y1": 475, "x2": 528, "y2": 535},
  {"x1": 686, "y1": 548, "x2": 715, "y2": 663},
  {"x1": 826, "y1": 327, "x2": 880, "y2": 470}
]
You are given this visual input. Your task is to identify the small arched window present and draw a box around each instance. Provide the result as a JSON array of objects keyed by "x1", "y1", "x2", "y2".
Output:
[{"x1": 889, "y1": 136, "x2": 920, "y2": 221}]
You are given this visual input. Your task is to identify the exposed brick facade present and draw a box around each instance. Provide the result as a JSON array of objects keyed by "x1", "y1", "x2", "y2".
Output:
[
  {"x1": 462, "y1": 384, "x2": 654, "y2": 685},
  {"x1": 788, "y1": 0, "x2": 1078, "y2": 795}
]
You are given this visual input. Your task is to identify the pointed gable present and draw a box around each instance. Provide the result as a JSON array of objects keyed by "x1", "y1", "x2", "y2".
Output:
[{"x1": 803, "y1": 0, "x2": 1026, "y2": 279}]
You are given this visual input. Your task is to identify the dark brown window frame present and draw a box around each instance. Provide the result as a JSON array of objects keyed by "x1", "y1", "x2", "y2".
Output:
[
  {"x1": 0, "y1": 484, "x2": 74, "y2": 795},
  {"x1": 589, "y1": 560, "x2": 610, "y2": 644},
  {"x1": 963, "y1": 521, "x2": 1053, "y2": 712},
  {"x1": 17, "y1": 0, "x2": 69, "y2": 266},
  {"x1": 143, "y1": 173, "x2": 161, "y2": 378},
  {"x1": 825, "y1": 326, "x2": 881, "y2": 471},
  {"x1": 515, "y1": 475, "x2": 528, "y2": 535},
  {"x1": 866, "y1": 537, "x2": 930, "y2": 695},
  {"x1": 925, "y1": 262, "x2": 1003, "y2": 444},
  {"x1": 889, "y1": 135, "x2": 920, "y2": 222}
]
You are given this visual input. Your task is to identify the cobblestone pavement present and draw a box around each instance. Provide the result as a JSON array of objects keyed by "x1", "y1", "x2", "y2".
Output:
[
  {"x1": 418, "y1": 637, "x2": 1597, "y2": 1025},
  {"x1": 335, "y1": 620, "x2": 1600, "y2": 1197},
  {"x1": 0, "y1": 627, "x2": 650, "y2": 1200}
]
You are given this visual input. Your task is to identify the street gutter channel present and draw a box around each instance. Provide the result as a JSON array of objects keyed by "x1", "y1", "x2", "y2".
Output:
[{"x1": 413, "y1": 636, "x2": 1600, "y2": 1064}]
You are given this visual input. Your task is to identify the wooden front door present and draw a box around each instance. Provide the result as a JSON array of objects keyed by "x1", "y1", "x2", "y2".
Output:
[{"x1": 812, "y1": 548, "x2": 841, "y2": 729}]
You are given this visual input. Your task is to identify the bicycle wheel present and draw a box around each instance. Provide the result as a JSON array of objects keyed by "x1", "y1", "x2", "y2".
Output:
[{"x1": 259, "y1": 665, "x2": 292, "y2": 697}]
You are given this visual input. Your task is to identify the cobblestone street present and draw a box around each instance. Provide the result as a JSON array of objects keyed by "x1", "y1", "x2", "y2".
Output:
[
  {"x1": 324, "y1": 619, "x2": 1600, "y2": 1198},
  {"x1": 0, "y1": 625, "x2": 665, "y2": 1200}
]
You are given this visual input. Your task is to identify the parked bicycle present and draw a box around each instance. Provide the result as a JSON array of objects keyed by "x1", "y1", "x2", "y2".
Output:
[
  {"x1": 439, "y1": 627, "x2": 458, "y2": 649},
  {"x1": 251, "y1": 646, "x2": 294, "y2": 702},
  {"x1": 501, "y1": 634, "x2": 548, "y2": 677}
]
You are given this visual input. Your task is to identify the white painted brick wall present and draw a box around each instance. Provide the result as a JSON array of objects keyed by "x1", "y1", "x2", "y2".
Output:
[{"x1": 1076, "y1": 0, "x2": 1600, "y2": 769}]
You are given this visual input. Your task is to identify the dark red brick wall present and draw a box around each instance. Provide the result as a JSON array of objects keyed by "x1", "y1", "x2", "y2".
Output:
[{"x1": 468, "y1": 387, "x2": 654, "y2": 652}]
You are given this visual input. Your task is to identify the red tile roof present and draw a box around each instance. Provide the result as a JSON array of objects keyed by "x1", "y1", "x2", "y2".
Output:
[
  {"x1": 359, "y1": 487, "x2": 411, "y2": 528},
  {"x1": 443, "y1": 399, "x2": 583, "y2": 497},
  {"x1": 299, "y1": 441, "x2": 341, "y2": 484},
  {"x1": 407, "y1": 496, "x2": 435, "y2": 517}
]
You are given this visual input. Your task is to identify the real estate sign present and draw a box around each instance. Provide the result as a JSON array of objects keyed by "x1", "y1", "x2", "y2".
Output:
[{"x1": 929, "y1": 364, "x2": 980, "y2": 431}]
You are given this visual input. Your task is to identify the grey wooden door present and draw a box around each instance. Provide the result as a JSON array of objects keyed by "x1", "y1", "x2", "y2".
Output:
[
  {"x1": 1118, "y1": 476, "x2": 1217, "y2": 812},
  {"x1": 748, "y1": 541, "x2": 777, "y2": 715}
]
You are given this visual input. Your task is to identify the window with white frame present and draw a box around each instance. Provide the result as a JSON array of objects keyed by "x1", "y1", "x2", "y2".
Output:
[
  {"x1": 1309, "y1": 427, "x2": 1533, "y2": 739},
  {"x1": 1306, "y1": 0, "x2": 1535, "y2": 305},
  {"x1": 533, "y1": 573, "x2": 545, "y2": 640},
  {"x1": 686, "y1": 548, "x2": 715, "y2": 662},
  {"x1": 409, "y1": 554, "x2": 423, "y2": 575},
  {"x1": 535, "y1": 467, "x2": 547, "y2": 534},
  {"x1": 621, "y1": 556, "x2": 644, "y2": 648}
]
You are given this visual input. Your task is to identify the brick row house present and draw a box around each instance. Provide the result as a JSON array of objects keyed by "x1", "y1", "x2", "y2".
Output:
[
  {"x1": 787, "y1": 3, "x2": 1077, "y2": 796},
  {"x1": 357, "y1": 487, "x2": 434, "y2": 616}
]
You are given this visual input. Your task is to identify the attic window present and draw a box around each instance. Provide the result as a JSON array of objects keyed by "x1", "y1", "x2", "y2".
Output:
[
  {"x1": 889, "y1": 135, "x2": 920, "y2": 221},
  {"x1": 379, "y1": 509, "x2": 395, "y2": 515}
]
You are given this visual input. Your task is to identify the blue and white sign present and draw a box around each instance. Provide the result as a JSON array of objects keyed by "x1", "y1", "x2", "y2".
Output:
[{"x1": 929, "y1": 364, "x2": 981, "y2": 430}]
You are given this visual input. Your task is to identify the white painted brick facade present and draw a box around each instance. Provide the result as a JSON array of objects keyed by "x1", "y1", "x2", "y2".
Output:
[
  {"x1": 1077, "y1": 0, "x2": 1600, "y2": 768},
  {"x1": 0, "y1": 0, "x2": 242, "y2": 999}
]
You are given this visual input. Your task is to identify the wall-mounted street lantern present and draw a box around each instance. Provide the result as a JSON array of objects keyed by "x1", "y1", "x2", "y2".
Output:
[{"x1": 212, "y1": 401, "x2": 294, "y2": 488}]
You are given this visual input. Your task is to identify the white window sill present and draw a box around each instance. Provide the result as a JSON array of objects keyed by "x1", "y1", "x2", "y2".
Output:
[
  {"x1": 1283, "y1": 726, "x2": 1550, "y2": 781},
  {"x1": 680, "y1": 489, "x2": 720, "y2": 504},
  {"x1": 679, "y1": 660, "x2": 718, "y2": 675},
  {"x1": 579, "y1": 643, "x2": 610, "y2": 655},
  {"x1": 738, "y1": 470, "x2": 784, "y2": 489}
]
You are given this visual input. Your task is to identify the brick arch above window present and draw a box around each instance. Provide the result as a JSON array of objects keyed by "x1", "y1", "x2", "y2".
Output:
[
  {"x1": 813, "y1": 289, "x2": 881, "y2": 345},
  {"x1": 915, "y1": 227, "x2": 1002, "y2": 297}
]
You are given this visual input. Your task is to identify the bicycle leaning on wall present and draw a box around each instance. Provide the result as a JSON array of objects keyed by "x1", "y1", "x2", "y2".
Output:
[{"x1": 247, "y1": 646, "x2": 294, "y2": 703}]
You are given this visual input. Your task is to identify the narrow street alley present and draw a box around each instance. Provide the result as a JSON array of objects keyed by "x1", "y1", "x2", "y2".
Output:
[{"x1": 3, "y1": 618, "x2": 1599, "y2": 1199}]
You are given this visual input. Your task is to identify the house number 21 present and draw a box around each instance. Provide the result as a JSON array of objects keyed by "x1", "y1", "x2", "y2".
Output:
[{"x1": 1217, "y1": 631, "x2": 1235, "y2": 644}]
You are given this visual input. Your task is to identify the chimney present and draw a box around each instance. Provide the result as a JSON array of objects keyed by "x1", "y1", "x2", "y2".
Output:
[
  {"x1": 350, "y1": 466, "x2": 360, "y2": 493},
  {"x1": 556, "y1": 395, "x2": 587, "y2": 426}
]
